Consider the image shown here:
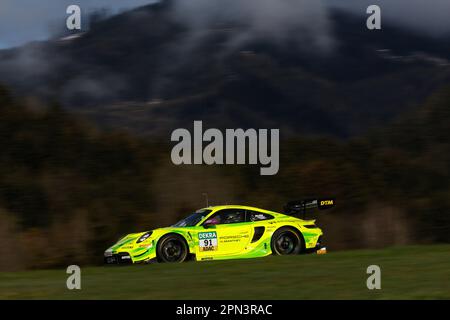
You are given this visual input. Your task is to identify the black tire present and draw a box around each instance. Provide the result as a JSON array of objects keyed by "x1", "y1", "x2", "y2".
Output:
[
  {"x1": 271, "y1": 227, "x2": 303, "y2": 255},
  {"x1": 156, "y1": 234, "x2": 188, "y2": 263}
]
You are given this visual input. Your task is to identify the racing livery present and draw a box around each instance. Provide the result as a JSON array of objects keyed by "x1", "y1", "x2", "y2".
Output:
[{"x1": 104, "y1": 199, "x2": 333, "y2": 264}]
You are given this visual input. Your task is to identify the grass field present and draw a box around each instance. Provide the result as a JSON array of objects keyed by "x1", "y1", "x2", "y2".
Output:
[{"x1": 1, "y1": 245, "x2": 449, "y2": 299}]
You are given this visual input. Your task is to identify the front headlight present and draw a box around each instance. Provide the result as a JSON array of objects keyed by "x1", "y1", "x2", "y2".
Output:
[
  {"x1": 136, "y1": 231, "x2": 153, "y2": 243},
  {"x1": 104, "y1": 249, "x2": 113, "y2": 257}
]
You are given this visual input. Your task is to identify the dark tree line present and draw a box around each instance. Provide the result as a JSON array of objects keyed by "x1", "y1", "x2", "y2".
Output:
[{"x1": 0, "y1": 85, "x2": 449, "y2": 271}]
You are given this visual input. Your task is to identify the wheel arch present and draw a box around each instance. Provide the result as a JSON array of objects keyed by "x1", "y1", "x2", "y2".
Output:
[
  {"x1": 155, "y1": 232, "x2": 193, "y2": 260},
  {"x1": 272, "y1": 225, "x2": 305, "y2": 252}
]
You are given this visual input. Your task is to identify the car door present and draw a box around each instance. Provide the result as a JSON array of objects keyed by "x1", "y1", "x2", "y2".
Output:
[{"x1": 196, "y1": 209, "x2": 253, "y2": 259}]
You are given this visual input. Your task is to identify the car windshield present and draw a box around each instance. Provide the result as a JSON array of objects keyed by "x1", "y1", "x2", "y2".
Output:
[{"x1": 172, "y1": 209, "x2": 212, "y2": 227}]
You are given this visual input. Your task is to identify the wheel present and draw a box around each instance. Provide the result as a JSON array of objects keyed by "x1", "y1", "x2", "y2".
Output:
[
  {"x1": 157, "y1": 234, "x2": 188, "y2": 263},
  {"x1": 271, "y1": 227, "x2": 302, "y2": 255}
]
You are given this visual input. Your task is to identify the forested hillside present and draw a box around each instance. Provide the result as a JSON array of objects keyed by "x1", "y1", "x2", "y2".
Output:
[
  {"x1": 1, "y1": 84, "x2": 449, "y2": 271},
  {"x1": 1, "y1": 2, "x2": 450, "y2": 138}
]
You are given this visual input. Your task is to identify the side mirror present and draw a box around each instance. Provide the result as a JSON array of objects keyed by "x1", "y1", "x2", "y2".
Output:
[{"x1": 203, "y1": 223, "x2": 216, "y2": 229}]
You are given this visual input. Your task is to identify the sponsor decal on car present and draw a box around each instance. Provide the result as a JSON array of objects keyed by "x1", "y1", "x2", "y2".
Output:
[
  {"x1": 198, "y1": 231, "x2": 218, "y2": 251},
  {"x1": 321, "y1": 200, "x2": 334, "y2": 206}
]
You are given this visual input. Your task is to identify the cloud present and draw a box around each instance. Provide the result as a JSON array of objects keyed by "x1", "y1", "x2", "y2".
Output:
[
  {"x1": 171, "y1": 0, "x2": 336, "y2": 52},
  {"x1": 0, "y1": 44, "x2": 52, "y2": 80},
  {"x1": 1, "y1": 0, "x2": 449, "y2": 50},
  {"x1": 61, "y1": 74, "x2": 126, "y2": 105}
]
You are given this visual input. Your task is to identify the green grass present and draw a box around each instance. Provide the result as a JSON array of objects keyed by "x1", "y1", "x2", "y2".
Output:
[{"x1": 1, "y1": 245, "x2": 449, "y2": 299}]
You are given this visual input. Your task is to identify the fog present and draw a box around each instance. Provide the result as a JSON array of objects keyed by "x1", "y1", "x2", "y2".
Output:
[
  {"x1": 1, "y1": 0, "x2": 449, "y2": 49},
  {"x1": 172, "y1": 0, "x2": 335, "y2": 52}
]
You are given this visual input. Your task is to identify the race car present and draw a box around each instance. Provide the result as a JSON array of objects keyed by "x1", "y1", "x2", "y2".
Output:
[{"x1": 104, "y1": 199, "x2": 334, "y2": 264}]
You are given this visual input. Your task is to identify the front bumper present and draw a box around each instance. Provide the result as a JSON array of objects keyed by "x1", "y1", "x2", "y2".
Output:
[{"x1": 104, "y1": 252, "x2": 133, "y2": 265}]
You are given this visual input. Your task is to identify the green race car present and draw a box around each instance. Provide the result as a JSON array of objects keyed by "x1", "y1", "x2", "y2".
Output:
[{"x1": 104, "y1": 199, "x2": 333, "y2": 264}]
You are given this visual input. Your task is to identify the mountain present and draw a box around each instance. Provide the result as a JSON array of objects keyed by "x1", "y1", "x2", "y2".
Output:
[{"x1": 1, "y1": 1, "x2": 450, "y2": 138}]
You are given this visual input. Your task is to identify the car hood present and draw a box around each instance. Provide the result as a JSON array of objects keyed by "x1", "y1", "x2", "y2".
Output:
[{"x1": 105, "y1": 225, "x2": 197, "y2": 255}]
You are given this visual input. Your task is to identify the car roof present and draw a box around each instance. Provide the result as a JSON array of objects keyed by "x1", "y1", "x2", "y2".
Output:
[{"x1": 201, "y1": 205, "x2": 281, "y2": 215}]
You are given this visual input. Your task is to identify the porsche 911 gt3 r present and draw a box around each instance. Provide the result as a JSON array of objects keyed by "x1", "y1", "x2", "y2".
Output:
[{"x1": 104, "y1": 199, "x2": 334, "y2": 264}]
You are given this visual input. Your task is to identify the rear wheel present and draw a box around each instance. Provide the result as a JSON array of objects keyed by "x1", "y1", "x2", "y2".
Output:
[
  {"x1": 157, "y1": 234, "x2": 188, "y2": 263},
  {"x1": 271, "y1": 227, "x2": 302, "y2": 255}
]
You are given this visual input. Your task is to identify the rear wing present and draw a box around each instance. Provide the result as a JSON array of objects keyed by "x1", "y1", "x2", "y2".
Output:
[{"x1": 284, "y1": 198, "x2": 335, "y2": 218}]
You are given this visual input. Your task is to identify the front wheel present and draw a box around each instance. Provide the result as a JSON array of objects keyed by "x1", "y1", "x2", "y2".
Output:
[
  {"x1": 271, "y1": 227, "x2": 302, "y2": 255},
  {"x1": 157, "y1": 234, "x2": 188, "y2": 263}
]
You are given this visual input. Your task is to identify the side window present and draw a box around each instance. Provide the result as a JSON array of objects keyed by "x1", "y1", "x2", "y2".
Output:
[
  {"x1": 247, "y1": 210, "x2": 273, "y2": 222},
  {"x1": 204, "y1": 209, "x2": 246, "y2": 225}
]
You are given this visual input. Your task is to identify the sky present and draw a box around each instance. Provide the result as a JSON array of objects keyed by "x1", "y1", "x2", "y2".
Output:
[
  {"x1": 0, "y1": 0, "x2": 156, "y2": 49},
  {"x1": 0, "y1": 0, "x2": 449, "y2": 49}
]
